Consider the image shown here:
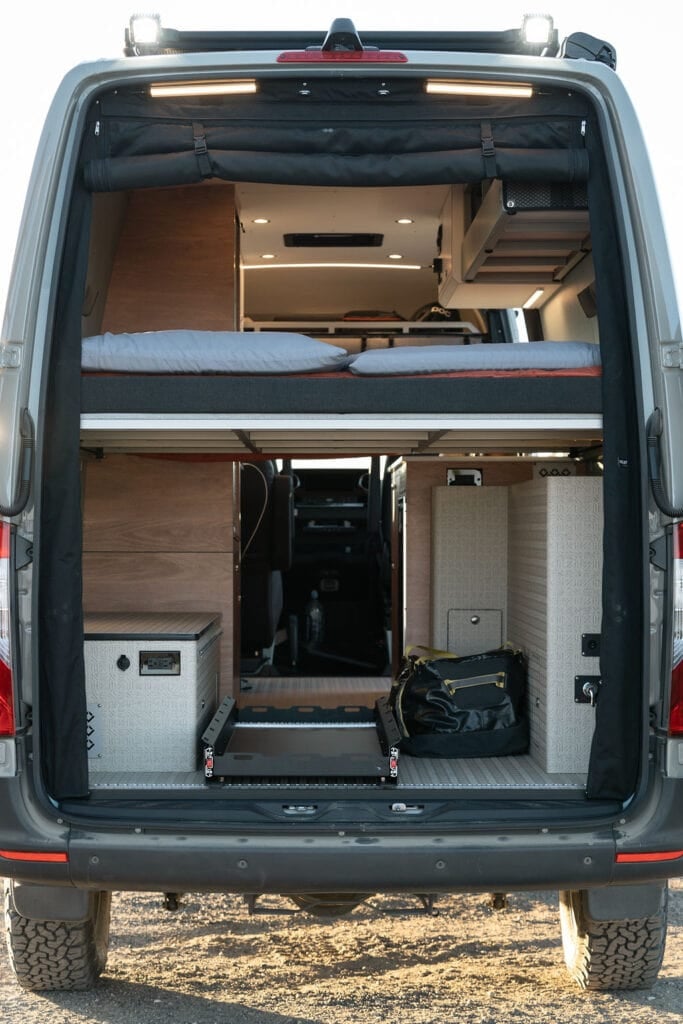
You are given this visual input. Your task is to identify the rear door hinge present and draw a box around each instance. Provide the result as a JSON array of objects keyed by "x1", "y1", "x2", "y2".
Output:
[
  {"x1": 14, "y1": 533, "x2": 33, "y2": 570},
  {"x1": 649, "y1": 534, "x2": 668, "y2": 571}
]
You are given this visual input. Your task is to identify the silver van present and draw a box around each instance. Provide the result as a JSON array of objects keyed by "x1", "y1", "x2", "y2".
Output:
[{"x1": 1, "y1": 15, "x2": 681, "y2": 992}]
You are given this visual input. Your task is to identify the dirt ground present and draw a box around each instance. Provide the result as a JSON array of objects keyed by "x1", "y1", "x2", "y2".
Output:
[{"x1": 1, "y1": 878, "x2": 681, "y2": 1024}]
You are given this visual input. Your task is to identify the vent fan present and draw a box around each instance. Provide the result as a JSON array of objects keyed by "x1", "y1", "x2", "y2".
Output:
[{"x1": 284, "y1": 232, "x2": 383, "y2": 247}]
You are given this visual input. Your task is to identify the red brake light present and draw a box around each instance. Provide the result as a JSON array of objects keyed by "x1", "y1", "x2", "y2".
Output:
[
  {"x1": 277, "y1": 50, "x2": 407, "y2": 63},
  {"x1": 0, "y1": 521, "x2": 15, "y2": 737},
  {"x1": 616, "y1": 850, "x2": 683, "y2": 864},
  {"x1": 0, "y1": 849, "x2": 68, "y2": 863},
  {"x1": 670, "y1": 660, "x2": 683, "y2": 735},
  {"x1": 671, "y1": 523, "x2": 683, "y2": 736}
]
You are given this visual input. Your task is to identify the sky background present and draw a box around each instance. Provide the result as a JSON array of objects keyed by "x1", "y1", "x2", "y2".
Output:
[{"x1": 1, "y1": 2, "x2": 681, "y2": 319}]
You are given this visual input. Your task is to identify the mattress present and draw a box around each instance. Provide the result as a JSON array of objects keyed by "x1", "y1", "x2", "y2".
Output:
[{"x1": 80, "y1": 332, "x2": 603, "y2": 415}]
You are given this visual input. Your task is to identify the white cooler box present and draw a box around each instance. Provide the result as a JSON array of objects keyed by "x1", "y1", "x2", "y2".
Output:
[{"x1": 84, "y1": 612, "x2": 221, "y2": 773}]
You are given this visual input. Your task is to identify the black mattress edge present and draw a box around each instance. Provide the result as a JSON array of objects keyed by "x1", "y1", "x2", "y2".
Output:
[{"x1": 81, "y1": 374, "x2": 603, "y2": 416}]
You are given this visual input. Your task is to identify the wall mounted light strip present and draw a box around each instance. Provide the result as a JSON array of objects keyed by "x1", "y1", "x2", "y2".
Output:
[
  {"x1": 523, "y1": 289, "x2": 545, "y2": 309},
  {"x1": 150, "y1": 80, "x2": 257, "y2": 98},
  {"x1": 426, "y1": 80, "x2": 533, "y2": 99},
  {"x1": 243, "y1": 262, "x2": 423, "y2": 270}
]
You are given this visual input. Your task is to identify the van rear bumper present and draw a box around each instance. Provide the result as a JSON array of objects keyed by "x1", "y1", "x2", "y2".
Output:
[
  {"x1": 2, "y1": 775, "x2": 682, "y2": 893},
  {"x1": 67, "y1": 827, "x2": 621, "y2": 893},
  {"x1": 62, "y1": 777, "x2": 683, "y2": 893}
]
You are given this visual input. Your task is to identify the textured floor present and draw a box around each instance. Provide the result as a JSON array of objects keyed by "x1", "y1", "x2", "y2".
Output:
[
  {"x1": 89, "y1": 676, "x2": 586, "y2": 792},
  {"x1": 89, "y1": 754, "x2": 585, "y2": 792}
]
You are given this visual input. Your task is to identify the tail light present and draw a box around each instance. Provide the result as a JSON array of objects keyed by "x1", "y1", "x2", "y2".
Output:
[
  {"x1": 0, "y1": 521, "x2": 15, "y2": 736},
  {"x1": 670, "y1": 523, "x2": 683, "y2": 736}
]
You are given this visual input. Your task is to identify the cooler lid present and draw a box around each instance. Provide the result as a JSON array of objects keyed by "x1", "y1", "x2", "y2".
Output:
[{"x1": 83, "y1": 612, "x2": 220, "y2": 641}]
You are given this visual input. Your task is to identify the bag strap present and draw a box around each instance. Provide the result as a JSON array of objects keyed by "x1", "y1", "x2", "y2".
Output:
[{"x1": 405, "y1": 643, "x2": 459, "y2": 663}]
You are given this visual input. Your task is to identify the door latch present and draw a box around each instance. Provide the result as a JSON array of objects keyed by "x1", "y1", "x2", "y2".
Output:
[{"x1": 575, "y1": 675, "x2": 601, "y2": 706}]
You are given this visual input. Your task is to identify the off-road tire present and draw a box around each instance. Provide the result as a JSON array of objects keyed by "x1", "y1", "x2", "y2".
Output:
[
  {"x1": 559, "y1": 886, "x2": 667, "y2": 991},
  {"x1": 4, "y1": 881, "x2": 111, "y2": 991}
]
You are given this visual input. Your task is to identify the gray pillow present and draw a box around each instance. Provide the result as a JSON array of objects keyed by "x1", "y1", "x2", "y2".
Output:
[
  {"x1": 82, "y1": 330, "x2": 350, "y2": 374},
  {"x1": 348, "y1": 341, "x2": 601, "y2": 375}
]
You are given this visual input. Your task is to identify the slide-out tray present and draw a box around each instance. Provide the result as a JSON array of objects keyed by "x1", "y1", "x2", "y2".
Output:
[{"x1": 202, "y1": 697, "x2": 400, "y2": 784}]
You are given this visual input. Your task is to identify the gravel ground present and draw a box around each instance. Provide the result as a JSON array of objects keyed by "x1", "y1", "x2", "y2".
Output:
[{"x1": 1, "y1": 879, "x2": 681, "y2": 1023}]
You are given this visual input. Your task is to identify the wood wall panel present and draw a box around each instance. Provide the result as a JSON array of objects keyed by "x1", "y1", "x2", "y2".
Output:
[
  {"x1": 82, "y1": 455, "x2": 233, "y2": 552},
  {"x1": 82, "y1": 454, "x2": 236, "y2": 698},
  {"x1": 101, "y1": 184, "x2": 236, "y2": 333},
  {"x1": 82, "y1": 554, "x2": 234, "y2": 699}
]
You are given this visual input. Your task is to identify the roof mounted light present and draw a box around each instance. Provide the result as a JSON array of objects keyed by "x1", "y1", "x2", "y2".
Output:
[
  {"x1": 150, "y1": 80, "x2": 257, "y2": 98},
  {"x1": 128, "y1": 13, "x2": 163, "y2": 54},
  {"x1": 522, "y1": 14, "x2": 555, "y2": 47},
  {"x1": 426, "y1": 80, "x2": 533, "y2": 99}
]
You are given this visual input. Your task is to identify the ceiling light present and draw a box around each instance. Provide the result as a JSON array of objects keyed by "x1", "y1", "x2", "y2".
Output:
[
  {"x1": 396, "y1": 218, "x2": 414, "y2": 225},
  {"x1": 388, "y1": 254, "x2": 403, "y2": 260},
  {"x1": 253, "y1": 218, "x2": 270, "y2": 225},
  {"x1": 150, "y1": 80, "x2": 257, "y2": 98},
  {"x1": 523, "y1": 288, "x2": 545, "y2": 309},
  {"x1": 426, "y1": 80, "x2": 533, "y2": 99},
  {"x1": 522, "y1": 14, "x2": 555, "y2": 46},
  {"x1": 261, "y1": 254, "x2": 276, "y2": 260}
]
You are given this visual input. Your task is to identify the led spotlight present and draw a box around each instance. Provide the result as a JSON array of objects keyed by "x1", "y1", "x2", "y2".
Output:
[
  {"x1": 522, "y1": 14, "x2": 554, "y2": 47},
  {"x1": 129, "y1": 14, "x2": 162, "y2": 49}
]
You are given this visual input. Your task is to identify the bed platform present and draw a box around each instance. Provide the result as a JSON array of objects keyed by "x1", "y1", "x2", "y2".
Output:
[{"x1": 80, "y1": 328, "x2": 603, "y2": 438}]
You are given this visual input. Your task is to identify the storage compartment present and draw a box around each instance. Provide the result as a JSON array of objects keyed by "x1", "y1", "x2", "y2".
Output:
[
  {"x1": 437, "y1": 182, "x2": 591, "y2": 310},
  {"x1": 76, "y1": 450, "x2": 605, "y2": 798},
  {"x1": 84, "y1": 612, "x2": 221, "y2": 773},
  {"x1": 428, "y1": 476, "x2": 602, "y2": 774},
  {"x1": 508, "y1": 477, "x2": 602, "y2": 773}
]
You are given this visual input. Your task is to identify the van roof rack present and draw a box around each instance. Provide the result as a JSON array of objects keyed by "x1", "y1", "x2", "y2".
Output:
[
  {"x1": 124, "y1": 16, "x2": 616, "y2": 71},
  {"x1": 124, "y1": 15, "x2": 563, "y2": 59}
]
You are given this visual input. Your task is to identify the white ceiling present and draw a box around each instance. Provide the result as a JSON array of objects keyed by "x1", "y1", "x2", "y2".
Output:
[{"x1": 236, "y1": 183, "x2": 449, "y2": 319}]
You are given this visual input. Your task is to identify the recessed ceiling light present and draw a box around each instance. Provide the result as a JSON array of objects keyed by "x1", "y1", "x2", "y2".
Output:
[
  {"x1": 396, "y1": 218, "x2": 414, "y2": 225},
  {"x1": 253, "y1": 218, "x2": 270, "y2": 224},
  {"x1": 388, "y1": 253, "x2": 403, "y2": 260},
  {"x1": 261, "y1": 253, "x2": 276, "y2": 260}
]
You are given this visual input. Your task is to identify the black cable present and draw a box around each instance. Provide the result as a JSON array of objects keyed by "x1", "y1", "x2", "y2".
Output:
[{"x1": 240, "y1": 463, "x2": 269, "y2": 557}]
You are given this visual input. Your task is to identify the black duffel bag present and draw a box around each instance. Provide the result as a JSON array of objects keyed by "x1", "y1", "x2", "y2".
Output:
[{"x1": 390, "y1": 645, "x2": 529, "y2": 758}]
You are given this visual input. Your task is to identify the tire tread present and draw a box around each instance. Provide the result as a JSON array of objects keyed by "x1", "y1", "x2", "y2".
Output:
[
  {"x1": 559, "y1": 887, "x2": 667, "y2": 991},
  {"x1": 3, "y1": 882, "x2": 111, "y2": 992}
]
